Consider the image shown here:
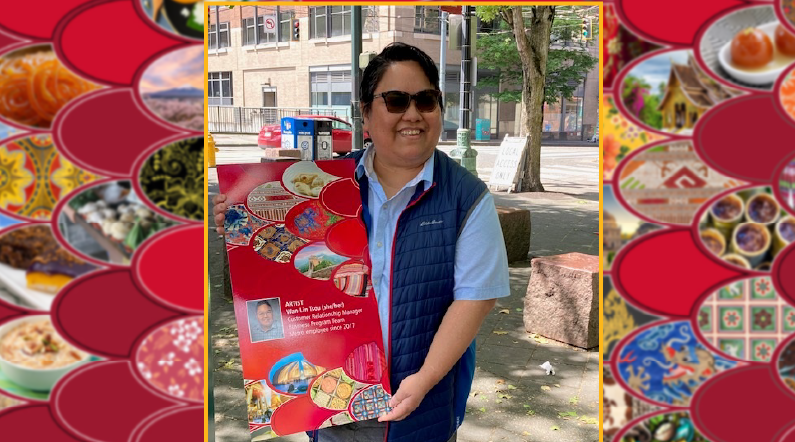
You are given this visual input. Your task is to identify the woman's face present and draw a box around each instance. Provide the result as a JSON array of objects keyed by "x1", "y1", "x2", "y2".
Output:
[{"x1": 363, "y1": 61, "x2": 442, "y2": 169}]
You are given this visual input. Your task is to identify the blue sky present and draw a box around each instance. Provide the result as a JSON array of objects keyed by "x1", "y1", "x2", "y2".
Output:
[
  {"x1": 604, "y1": 185, "x2": 642, "y2": 235},
  {"x1": 625, "y1": 50, "x2": 691, "y2": 95},
  {"x1": 140, "y1": 46, "x2": 204, "y2": 93}
]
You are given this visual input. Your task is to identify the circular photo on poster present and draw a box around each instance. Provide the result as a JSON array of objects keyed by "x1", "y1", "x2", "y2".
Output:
[{"x1": 141, "y1": 0, "x2": 204, "y2": 41}]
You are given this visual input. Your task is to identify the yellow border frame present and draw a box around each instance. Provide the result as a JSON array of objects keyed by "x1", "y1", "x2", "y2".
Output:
[{"x1": 203, "y1": 2, "x2": 603, "y2": 441}]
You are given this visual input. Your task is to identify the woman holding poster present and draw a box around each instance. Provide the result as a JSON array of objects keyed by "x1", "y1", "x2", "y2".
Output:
[{"x1": 214, "y1": 43, "x2": 510, "y2": 442}]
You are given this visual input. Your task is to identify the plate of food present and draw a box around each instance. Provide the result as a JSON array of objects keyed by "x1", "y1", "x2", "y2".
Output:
[
  {"x1": 281, "y1": 162, "x2": 341, "y2": 199},
  {"x1": 0, "y1": 225, "x2": 98, "y2": 310},
  {"x1": 719, "y1": 22, "x2": 795, "y2": 85}
]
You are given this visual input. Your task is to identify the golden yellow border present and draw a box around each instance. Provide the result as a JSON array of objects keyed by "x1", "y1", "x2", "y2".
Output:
[{"x1": 202, "y1": 3, "x2": 603, "y2": 441}]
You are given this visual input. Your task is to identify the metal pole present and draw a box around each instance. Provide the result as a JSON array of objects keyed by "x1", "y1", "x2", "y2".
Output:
[
  {"x1": 352, "y1": 6, "x2": 363, "y2": 151},
  {"x1": 451, "y1": 6, "x2": 477, "y2": 176},
  {"x1": 439, "y1": 11, "x2": 448, "y2": 142}
]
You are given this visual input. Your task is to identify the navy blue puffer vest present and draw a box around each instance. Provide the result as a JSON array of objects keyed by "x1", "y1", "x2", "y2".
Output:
[{"x1": 351, "y1": 148, "x2": 487, "y2": 442}]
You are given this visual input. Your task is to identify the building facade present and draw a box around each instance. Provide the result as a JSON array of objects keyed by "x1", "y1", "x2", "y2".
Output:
[{"x1": 207, "y1": 5, "x2": 599, "y2": 141}]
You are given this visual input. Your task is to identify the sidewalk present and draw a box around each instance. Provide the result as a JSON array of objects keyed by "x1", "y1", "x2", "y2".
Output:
[{"x1": 208, "y1": 157, "x2": 599, "y2": 442}]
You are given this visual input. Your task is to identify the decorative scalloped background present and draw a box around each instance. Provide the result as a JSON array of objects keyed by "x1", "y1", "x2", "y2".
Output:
[
  {"x1": 605, "y1": 1, "x2": 795, "y2": 441},
  {"x1": 0, "y1": 1, "x2": 202, "y2": 438}
]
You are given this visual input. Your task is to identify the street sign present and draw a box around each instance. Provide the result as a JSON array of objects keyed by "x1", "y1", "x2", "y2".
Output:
[
  {"x1": 263, "y1": 15, "x2": 276, "y2": 34},
  {"x1": 488, "y1": 135, "x2": 528, "y2": 192}
]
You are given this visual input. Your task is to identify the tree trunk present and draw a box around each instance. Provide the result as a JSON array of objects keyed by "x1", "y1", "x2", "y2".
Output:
[{"x1": 511, "y1": 6, "x2": 554, "y2": 192}]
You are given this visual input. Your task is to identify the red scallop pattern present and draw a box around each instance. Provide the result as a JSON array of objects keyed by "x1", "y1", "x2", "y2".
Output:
[
  {"x1": 608, "y1": 2, "x2": 795, "y2": 440},
  {"x1": 0, "y1": 1, "x2": 202, "y2": 438}
]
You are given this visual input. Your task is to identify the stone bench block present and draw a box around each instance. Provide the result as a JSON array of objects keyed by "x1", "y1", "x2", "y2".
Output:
[
  {"x1": 496, "y1": 206, "x2": 531, "y2": 263},
  {"x1": 523, "y1": 252, "x2": 598, "y2": 349}
]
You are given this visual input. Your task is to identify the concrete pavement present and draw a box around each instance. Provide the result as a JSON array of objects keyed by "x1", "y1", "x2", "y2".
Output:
[{"x1": 208, "y1": 138, "x2": 599, "y2": 442}]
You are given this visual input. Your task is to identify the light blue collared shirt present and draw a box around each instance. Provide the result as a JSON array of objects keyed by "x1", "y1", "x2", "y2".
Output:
[{"x1": 355, "y1": 147, "x2": 510, "y2": 356}]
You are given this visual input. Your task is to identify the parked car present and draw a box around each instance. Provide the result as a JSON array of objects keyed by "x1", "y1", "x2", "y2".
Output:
[{"x1": 258, "y1": 115, "x2": 370, "y2": 154}]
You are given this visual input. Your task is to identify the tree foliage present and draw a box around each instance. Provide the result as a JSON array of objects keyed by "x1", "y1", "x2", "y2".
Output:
[{"x1": 475, "y1": 6, "x2": 598, "y2": 105}]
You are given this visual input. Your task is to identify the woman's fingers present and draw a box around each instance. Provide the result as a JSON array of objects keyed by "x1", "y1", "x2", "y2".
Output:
[
  {"x1": 214, "y1": 212, "x2": 225, "y2": 228},
  {"x1": 212, "y1": 194, "x2": 227, "y2": 205}
]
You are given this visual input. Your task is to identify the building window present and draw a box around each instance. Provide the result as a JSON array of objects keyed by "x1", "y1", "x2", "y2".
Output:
[
  {"x1": 279, "y1": 10, "x2": 293, "y2": 42},
  {"x1": 310, "y1": 69, "x2": 352, "y2": 108},
  {"x1": 209, "y1": 23, "x2": 230, "y2": 49},
  {"x1": 415, "y1": 6, "x2": 441, "y2": 34},
  {"x1": 330, "y1": 6, "x2": 352, "y2": 37},
  {"x1": 209, "y1": 72, "x2": 233, "y2": 106},
  {"x1": 363, "y1": 6, "x2": 379, "y2": 33},
  {"x1": 243, "y1": 7, "x2": 279, "y2": 46},
  {"x1": 310, "y1": 6, "x2": 371, "y2": 39},
  {"x1": 243, "y1": 17, "x2": 257, "y2": 46},
  {"x1": 310, "y1": 7, "x2": 327, "y2": 39}
]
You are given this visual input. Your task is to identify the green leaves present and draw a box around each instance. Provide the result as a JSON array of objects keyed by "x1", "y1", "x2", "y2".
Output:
[{"x1": 474, "y1": 5, "x2": 598, "y2": 105}]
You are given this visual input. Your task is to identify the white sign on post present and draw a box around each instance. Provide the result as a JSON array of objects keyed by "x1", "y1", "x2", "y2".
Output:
[
  {"x1": 263, "y1": 15, "x2": 277, "y2": 35},
  {"x1": 488, "y1": 135, "x2": 528, "y2": 192}
]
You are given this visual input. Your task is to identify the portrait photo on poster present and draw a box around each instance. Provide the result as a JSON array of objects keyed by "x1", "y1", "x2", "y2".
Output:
[{"x1": 247, "y1": 297, "x2": 285, "y2": 343}]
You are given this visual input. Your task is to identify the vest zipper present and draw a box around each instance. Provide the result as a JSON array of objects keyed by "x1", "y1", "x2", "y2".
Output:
[{"x1": 384, "y1": 183, "x2": 436, "y2": 442}]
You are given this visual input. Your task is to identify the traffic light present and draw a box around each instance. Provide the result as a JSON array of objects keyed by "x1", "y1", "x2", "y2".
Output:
[
  {"x1": 293, "y1": 19, "x2": 300, "y2": 41},
  {"x1": 581, "y1": 18, "x2": 590, "y2": 39}
]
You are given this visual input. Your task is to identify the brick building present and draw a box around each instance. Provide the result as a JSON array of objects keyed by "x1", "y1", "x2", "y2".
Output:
[{"x1": 207, "y1": 5, "x2": 599, "y2": 141}]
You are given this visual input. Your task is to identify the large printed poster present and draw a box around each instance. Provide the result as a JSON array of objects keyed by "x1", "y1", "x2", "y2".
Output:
[
  {"x1": 218, "y1": 160, "x2": 392, "y2": 441},
  {"x1": 604, "y1": 2, "x2": 795, "y2": 441}
]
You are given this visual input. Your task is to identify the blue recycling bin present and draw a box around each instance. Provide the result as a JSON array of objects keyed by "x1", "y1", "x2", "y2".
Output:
[
  {"x1": 475, "y1": 119, "x2": 490, "y2": 141},
  {"x1": 280, "y1": 117, "x2": 315, "y2": 159}
]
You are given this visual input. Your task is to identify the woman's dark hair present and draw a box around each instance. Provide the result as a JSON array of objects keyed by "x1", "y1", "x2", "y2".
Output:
[{"x1": 360, "y1": 42, "x2": 443, "y2": 116}]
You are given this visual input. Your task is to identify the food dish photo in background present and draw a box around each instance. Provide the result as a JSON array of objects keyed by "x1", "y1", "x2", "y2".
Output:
[
  {"x1": 56, "y1": 180, "x2": 176, "y2": 265},
  {"x1": 698, "y1": 186, "x2": 793, "y2": 271},
  {"x1": 0, "y1": 224, "x2": 97, "y2": 310},
  {"x1": 699, "y1": 4, "x2": 795, "y2": 89},
  {"x1": 0, "y1": 315, "x2": 98, "y2": 402},
  {"x1": 0, "y1": 44, "x2": 99, "y2": 129}
]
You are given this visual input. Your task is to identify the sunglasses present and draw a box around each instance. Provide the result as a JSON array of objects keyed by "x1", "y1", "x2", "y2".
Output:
[{"x1": 374, "y1": 89, "x2": 441, "y2": 113}]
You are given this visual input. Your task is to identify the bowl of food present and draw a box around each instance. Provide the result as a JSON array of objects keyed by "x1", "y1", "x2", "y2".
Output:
[
  {"x1": 0, "y1": 316, "x2": 90, "y2": 391},
  {"x1": 718, "y1": 22, "x2": 795, "y2": 85}
]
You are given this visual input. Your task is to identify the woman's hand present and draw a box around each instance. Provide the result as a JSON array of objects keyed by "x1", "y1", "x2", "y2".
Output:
[
  {"x1": 377, "y1": 372, "x2": 433, "y2": 422},
  {"x1": 212, "y1": 194, "x2": 227, "y2": 234}
]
